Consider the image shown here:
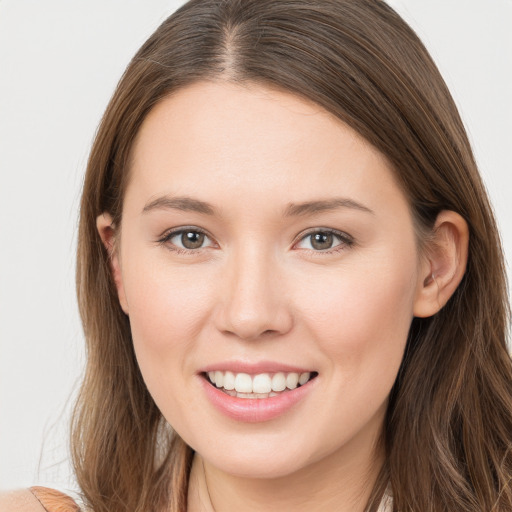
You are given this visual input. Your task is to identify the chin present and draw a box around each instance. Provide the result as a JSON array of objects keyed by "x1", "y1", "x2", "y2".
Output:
[
  {"x1": 206, "y1": 449, "x2": 311, "y2": 480},
  {"x1": 191, "y1": 427, "x2": 335, "y2": 481}
]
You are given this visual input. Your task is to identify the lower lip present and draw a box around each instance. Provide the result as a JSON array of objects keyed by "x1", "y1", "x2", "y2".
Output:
[{"x1": 200, "y1": 375, "x2": 316, "y2": 423}]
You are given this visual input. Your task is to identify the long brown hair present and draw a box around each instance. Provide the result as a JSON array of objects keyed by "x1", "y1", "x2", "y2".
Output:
[{"x1": 72, "y1": 1, "x2": 512, "y2": 510}]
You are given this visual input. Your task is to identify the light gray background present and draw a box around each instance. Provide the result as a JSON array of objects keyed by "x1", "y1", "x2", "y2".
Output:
[{"x1": 1, "y1": 0, "x2": 511, "y2": 493}]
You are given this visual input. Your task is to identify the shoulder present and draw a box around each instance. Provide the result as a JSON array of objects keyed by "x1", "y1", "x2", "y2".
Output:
[
  {"x1": 30, "y1": 487, "x2": 81, "y2": 512},
  {"x1": 0, "y1": 488, "x2": 46, "y2": 512},
  {"x1": 0, "y1": 487, "x2": 80, "y2": 512}
]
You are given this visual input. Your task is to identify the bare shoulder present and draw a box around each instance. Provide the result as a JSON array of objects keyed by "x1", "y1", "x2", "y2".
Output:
[
  {"x1": 0, "y1": 489, "x2": 47, "y2": 512},
  {"x1": 0, "y1": 487, "x2": 81, "y2": 512}
]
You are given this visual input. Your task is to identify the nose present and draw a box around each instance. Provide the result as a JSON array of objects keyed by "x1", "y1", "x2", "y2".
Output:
[{"x1": 214, "y1": 244, "x2": 294, "y2": 341}]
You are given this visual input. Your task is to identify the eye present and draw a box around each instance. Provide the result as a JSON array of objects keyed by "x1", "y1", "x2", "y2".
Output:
[
  {"x1": 158, "y1": 227, "x2": 215, "y2": 253},
  {"x1": 295, "y1": 229, "x2": 353, "y2": 253}
]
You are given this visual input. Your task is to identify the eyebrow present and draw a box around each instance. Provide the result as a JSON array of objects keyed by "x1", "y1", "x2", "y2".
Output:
[
  {"x1": 283, "y1": 198, "x2": 374, "y2": 217},
  {"x1": 142, "y1": 195, "x2": 374, "y2": 217},
  {"x1": 143, "y1": 196, "x2": 217, "y2": 215}
]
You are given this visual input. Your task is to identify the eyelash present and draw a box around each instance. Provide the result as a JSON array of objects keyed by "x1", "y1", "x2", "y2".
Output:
[{"x1": 157, "y1": 226, "x2": 354, "y2": 256}]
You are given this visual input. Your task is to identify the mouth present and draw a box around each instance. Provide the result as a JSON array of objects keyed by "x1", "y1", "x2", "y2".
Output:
[{"x1": 203, "y1": 370, "x2": 318, "y2": 399}]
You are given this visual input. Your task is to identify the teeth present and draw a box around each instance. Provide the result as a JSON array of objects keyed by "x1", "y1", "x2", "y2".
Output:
[
  {"x1": 286, "y1": 372, "x2": 299, "y2": 389},
  {"x1": 236, "y1": 392, "x2": 258, "y2": 399},
  {"x1": 299, "y1": 372, "x2": 310, "y2": 386},
  {"x1": 206, "y1": 370, "x2": 314, "y2": 396},
  {"x1": 235, "y1": 392, "x2": 279, "y2": 399},
  {"x1": 253, "y1": 373, "x2": 272, "y2": 394},
  {"x1": 234, "y1": 373, "x2": 253, "y2": 393},
  {"x1": 271, "y1": 372, "x2": 287, "y2": 392},
  {"x1": 214, "y1": 370, "x2": 224, "y2": 388},
  {"x1": 223, "y1": 371, "x2": 235, "y2": 390}
]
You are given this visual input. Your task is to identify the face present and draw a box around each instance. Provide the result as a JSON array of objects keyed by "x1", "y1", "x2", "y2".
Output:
[{"x1": 110, "y1": 81, "x2": 428, "y2": 479}]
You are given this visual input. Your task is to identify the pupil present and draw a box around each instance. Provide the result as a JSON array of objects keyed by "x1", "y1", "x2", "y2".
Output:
[
  {"x1": 312, "y1": 233, "x2": 333, "y2": 250},
  {"x1": 182, "y1": 231, "x2": 204, "y2": 249}
]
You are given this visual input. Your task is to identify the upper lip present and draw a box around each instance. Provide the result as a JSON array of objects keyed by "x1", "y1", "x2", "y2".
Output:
[{"x1": 198, "y1": 360, "x2": 315, "y2": 375}]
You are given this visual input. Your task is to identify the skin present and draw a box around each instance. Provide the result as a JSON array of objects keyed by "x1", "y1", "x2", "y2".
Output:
[{"x1": 98, "y1": 81, "x2": 468, "y2": 511}]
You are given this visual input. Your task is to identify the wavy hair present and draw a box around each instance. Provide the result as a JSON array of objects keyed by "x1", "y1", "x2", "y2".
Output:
[{"x1": 72, "y1": 1, "x2": 511, "y2": 510}]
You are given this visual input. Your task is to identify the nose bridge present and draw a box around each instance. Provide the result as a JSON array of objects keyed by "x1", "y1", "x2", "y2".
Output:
[{"x1": 216, "y1": 240, "x2": 293, "y2": 341}]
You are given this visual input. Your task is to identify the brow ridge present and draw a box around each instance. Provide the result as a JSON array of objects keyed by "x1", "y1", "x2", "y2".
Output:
[
  {"x1": 142, "y1": 196, "x2": 217, "y2": 215},
  {"x1": 142, "y1": 195, "x2": 374, "y2": 217},
  {"x1": 284, "y1": 198, "x2": 374, "y2": 217}
]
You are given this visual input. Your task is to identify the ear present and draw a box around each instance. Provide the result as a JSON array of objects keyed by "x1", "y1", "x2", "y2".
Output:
[
  {"x1": 96, "y1": 212, "x2": 129, "y2": 314},
  {"x1": 413, "y1": 210, "x2": 469, "y2": 318}
]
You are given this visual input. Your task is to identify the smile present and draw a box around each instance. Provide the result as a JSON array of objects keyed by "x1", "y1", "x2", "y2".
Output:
[
  {"x1": 200, "y1": 367, "x2": 318, "y2": 422},
  {"x1": 205, "y1": 371, "x2": 317, "y2": 398}
]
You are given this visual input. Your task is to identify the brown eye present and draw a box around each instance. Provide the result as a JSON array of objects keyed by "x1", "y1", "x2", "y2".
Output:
[
  {"x1": 295, "y1": 229, "x2": 353, "y2": 253},
  {"x1": 310, "y1": 232, "x2": 334, "y2": 250},
  {"x1": 181, "y1": 231, "x2": 205, "y2": 249},
  {"x1": 160, "y1": 228, "x2": 214, "y2": 252}
]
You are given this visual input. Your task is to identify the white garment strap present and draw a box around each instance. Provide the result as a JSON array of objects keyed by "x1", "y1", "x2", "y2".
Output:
[{"x1": 377, "y1": 489, "x2": 393, "y2": 512}]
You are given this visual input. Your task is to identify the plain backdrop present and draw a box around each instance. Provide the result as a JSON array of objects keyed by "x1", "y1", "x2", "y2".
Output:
[{"x1": 1, "y1": 0, "x2": 511, "y2": 494}]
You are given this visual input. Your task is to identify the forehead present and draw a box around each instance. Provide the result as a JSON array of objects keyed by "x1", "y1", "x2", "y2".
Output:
[{"x1": 126, "y1": 80, "x2": 407, "y2": 217}]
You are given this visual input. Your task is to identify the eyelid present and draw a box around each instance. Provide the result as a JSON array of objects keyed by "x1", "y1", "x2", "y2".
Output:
[
  {"x1": 157, "y1": 226, "x2": 216, "y2": 253},
  {"x1": 293, "y1": 228, "x2": 354, "y2": 254},
  {"x1": 157, "y1": 226, "x2": 354, "y2": 255}
]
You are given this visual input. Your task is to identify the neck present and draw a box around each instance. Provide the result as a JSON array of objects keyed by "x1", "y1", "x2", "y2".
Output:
[{"x1": 187, "y1": 424, "x2": 385, "y2": 512}]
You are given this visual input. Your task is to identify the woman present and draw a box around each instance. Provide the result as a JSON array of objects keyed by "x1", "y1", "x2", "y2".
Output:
[{"x1": 1, "y1": 0, "x2": 510, "y2": 510}]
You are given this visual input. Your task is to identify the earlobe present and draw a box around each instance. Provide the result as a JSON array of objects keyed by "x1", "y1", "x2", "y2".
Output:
[
  {"x1": 96, "y1": 213, "x2": 129, "y2": 315},
  {"x1": 413, "y1": 211, "x2": 469, "y2": 318}
]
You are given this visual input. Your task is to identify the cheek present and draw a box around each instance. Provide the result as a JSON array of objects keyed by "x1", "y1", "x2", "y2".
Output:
[
  {"x1": 297, "y1": 251, "x2": 417, "y2": 375},
  {"x1": 121, "y1": 259, "x2": 215, "y2": 424},
  {"x1": 118, "y1": 250, "x2": 219, "y2": 414},
  {"x1": 123, "y1": 257, "x2": 213, "y2": 350}
]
